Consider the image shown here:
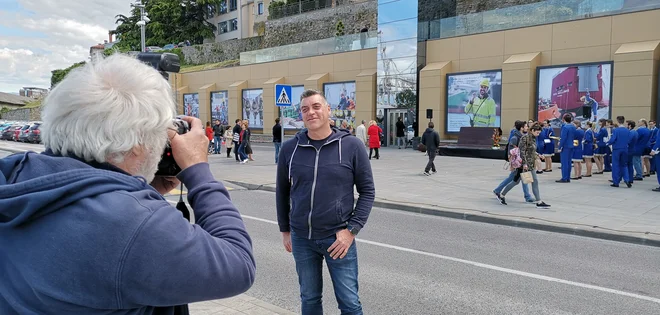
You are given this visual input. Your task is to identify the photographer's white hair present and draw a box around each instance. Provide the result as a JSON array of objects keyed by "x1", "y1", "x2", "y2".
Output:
[{"x1": 41, "y1": 54, "x2": 176, "y2": 166}]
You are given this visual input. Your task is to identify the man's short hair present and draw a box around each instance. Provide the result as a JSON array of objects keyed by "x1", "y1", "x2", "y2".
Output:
[
  {"x1": 617, "y1": 116, "x2": 625, "y2": 124},
  {"x1": 627, "y1": 120, "x2": 636, "y2": 128},
  {"x1": 275, "y1": 118, "x2": 280, "y2": 123},
  {"x1": 236, "y1": 119, "x2": 241, "y2": 123},
  {"x1": 563, "y1": 114, "x2": 573, "y2": 123},
  {"x1": 530, "y1": 123, "x2": 542, "y2": 131},
  {"x1": 300, "y1": 89, "x2": 327, "y2": 105},
  {"x1": 41, "y1": 54, "x2": 175, "y2": 164},
  {"x1": 514, "y1": 120, "x2": 526, "y2": 130},
  {"x1": 361, "y1": 120, "x2": 366, "y2": 124},
  {"x1": 428, "y1": 122, "x2": 434, "y2": 129}
]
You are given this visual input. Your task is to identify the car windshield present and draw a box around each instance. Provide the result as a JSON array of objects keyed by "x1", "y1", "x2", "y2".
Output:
[{"x1": 30, "y1": 124, "x2": 41, "y2": 130}]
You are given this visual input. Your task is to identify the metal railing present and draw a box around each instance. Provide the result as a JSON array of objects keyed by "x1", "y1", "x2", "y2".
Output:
[
  {"x1": 240, "y1": 30, "x2": 377, "y2": 65},
  {"x1": 418, "y1": 0, "x2": 660, "y2": 41},
  {"x1": 268, "y1": 0, "x2": 369, "y2": 20}
]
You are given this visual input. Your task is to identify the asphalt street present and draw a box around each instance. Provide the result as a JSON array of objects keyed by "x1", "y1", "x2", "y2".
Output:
[{"x1": 169, "y1": 189, "x2": 660, "y2": 315}]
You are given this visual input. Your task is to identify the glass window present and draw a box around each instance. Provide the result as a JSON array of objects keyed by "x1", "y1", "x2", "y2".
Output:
[
  {"x1": 377, "y1": 18, "x2": 417, "y2": 43},
  {"x1": 219, "y1": 0, "x2": 227, "y2": 14},
  {"x1": 230, "y1": 0, "x2": 237, "y2": 11},
  {"x1": 378, "y1": 0, "x2": 418, "y2": 25},
  {"x1": 377, "y1": 38, "x2": 417, "y2": 59},
  {"x1": 218, "y1": 21, "x2": 228, "y2": 34},
  {"x1": 230, "y1": 19, "x2": 238, "y2": 31},
  {"x1": 377, "y1": 56, "x2": 417, "y2": 77},
  {"x1": 258, "y1": 2, "x2": 264, "y2": 15}
]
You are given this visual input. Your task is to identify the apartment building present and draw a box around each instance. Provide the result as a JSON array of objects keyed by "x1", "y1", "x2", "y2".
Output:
[{"x1": 207, "y1": 0, "x2": 271, "y2": 43}]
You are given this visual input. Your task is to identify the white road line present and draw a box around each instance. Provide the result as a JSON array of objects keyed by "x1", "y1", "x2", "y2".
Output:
[{"x1": 177, "y1": 201, "x2": 660, "y2": 304}]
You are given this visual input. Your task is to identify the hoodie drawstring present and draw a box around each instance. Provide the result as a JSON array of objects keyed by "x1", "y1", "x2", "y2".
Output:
[
  {"x1": 288, "y1": 139, "x2": 300, "y2": 182},
  {"x1": 339, "y1": 137, "x2": 342, "y2": 163}
]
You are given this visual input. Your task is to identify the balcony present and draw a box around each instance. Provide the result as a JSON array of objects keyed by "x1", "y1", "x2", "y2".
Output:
[
  {"x1": 418, "y1": 0, "x2": 660, "y2": 41},
  {"x1": 268, "y1": 0, "x2": 369, "y2": 20},
  {"x1": 240, "y1": 31, "x2": 378, "y2": 65}
]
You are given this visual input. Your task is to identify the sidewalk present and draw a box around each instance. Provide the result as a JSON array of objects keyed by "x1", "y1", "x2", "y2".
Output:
[
  {"x1": 207, "y1": 145, "x2": 660, "y2": 247},
  {"x1": 190, "y1": 295, "x2": 295, "y2": 315},
  {"x1": 3, "y1": 143, "x2": 660, "y2": 246}
]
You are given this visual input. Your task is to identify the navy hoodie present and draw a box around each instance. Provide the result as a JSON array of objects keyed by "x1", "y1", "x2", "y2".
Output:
[
  {"x1": 0, "y1": 151, "x2": 255, "y2": 314},
  {"x1": 276, "y1": 127, "x2": 375, "y2": 240}
]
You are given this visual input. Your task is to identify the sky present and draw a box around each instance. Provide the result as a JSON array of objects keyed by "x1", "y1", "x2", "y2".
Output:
[{"x1": 0, "y1": 0, "x2": 134, "y2": 93}]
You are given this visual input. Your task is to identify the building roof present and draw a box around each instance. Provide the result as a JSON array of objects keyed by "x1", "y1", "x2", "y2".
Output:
[{"x1": 0, "y1": 92, "x2": 32, "y2": 106}]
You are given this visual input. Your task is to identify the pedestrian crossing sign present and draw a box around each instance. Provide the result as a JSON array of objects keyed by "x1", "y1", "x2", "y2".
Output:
[{"x1": 275, "y1": 84, "x2": 292, "y2": 107}]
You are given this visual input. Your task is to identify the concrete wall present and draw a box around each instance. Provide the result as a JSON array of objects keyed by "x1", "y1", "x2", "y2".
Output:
[
  {"x1": 1, "y1": 108, "x2": 41, "y2": 122},
  {"x1": 173, "y1": 48, "x2": 377, "y2": 135},
  {"x1": 181, "y1": 36, "x2": 264, "y2": 65},
  {"x1": 420, "y1": 9, "x2": 660, "y2": 138}
]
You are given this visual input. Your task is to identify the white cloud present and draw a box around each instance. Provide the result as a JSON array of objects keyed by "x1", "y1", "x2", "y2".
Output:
[{"x1": 0, "y1": 0, "x2": 134, "y2": 93}]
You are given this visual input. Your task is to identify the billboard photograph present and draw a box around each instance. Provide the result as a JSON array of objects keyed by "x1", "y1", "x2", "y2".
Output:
[
  {"x1": 210, "y1": 91, "x2": 229, "y2": 126},
  {"x1": 446, "y1": 70, "x2": 502, "y2": 133},
  {"x1": 324, "y1": 82, "x2": 357, "y2": 129},
  {"x1": 242, "y1": 89, "x2": 263, "y2": 128},
  {"x1": 183, "y1": 93, "x2": 199, "y2": 118},
  {"x1": 536, "y1": 62, "x2": 612, "y2": 128},
  {"x1": 279, "y1": 85, "x2": 305, "y2": 129}
]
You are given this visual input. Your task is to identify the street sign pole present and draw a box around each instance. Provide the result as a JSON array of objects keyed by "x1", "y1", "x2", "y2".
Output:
[{"x1": 275, "y1": 84, "x2": 293, "y2": 148}]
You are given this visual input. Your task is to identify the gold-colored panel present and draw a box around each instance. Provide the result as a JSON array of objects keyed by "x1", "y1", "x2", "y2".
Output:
[
  {"x1": 613, "y1": 60, "x2": 655, "y2": 77},
  {"x1": 611, "y1": 10, "x2": 660, "y2": 44},
  {"x1": 250, "y1": 63, "x2": 270, "y2": 79},
  {"x1": 458, "y1": 56, "x2": 504, "y2": 72},
  {"x1": 502, "y1": 82, "x2": 533, "y2": 110},
  {"x1": 334, "y1": 51, "x2": 362, "y2": 72},
  {"x1": 234, "y1": 66, "x2": 251, "y2": 81},
  {"x1": 612, "y1": 76, "x2": 655, "y2": 107},
  {"x1": 551, "y1": 45, "x2": 612, "y2": 65},
  {"x1": 420, "y1": 75, "x2": 443, "y2": 89},
  {"x1": 288, "y1": 58, "x2": 311, "y2": 76},
  {"x1": 503, "y1": 69, "x2": 533, "y2": 84},
  {"x1": 612, "y1": 106, "x2": 652, "y2": 121},
  {"x1": 552, "y1": 16, "x2": 612, "y2": 50},
  {"x1": 330, "y1": 70, "x2": 361, "y2": 82},
  {"x1": 361, "y1": 49, "x2": 377, "y2": 70},
  {"x1": 269, "y1": 61, "x2": 289, "y2": 78},
  {"x1": 310, "y1": 55, "x2": 335, "y2": 74},
  {"x1": 504, "y1": 25, "x2": 552, "y2": 55},
  {"x1": 460, "y1": 32, "x2": 505, "y2": 60},
  {"x1": 426, "y1": 37, "x2": 460, "y2": 63}
]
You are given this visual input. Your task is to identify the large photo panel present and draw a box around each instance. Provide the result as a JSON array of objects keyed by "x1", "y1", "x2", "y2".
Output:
[
  {"x1": 536, "y1": 62, "x2": 612, "y2": 128},
  {"x1": 210, "y1": 91, "x2": 229, "y2": 126},
  {"x1": 242, "y1": 89, "x2": 264, "y2": 128},
  {"x1": 324, "y1": 82, "x2": 357, "y2": 129},
  {"x1": 280, "y1": 85, "x2": 305, "y2": 129},
  {"x1": 446, "y1": 70, "x2": 502, "y2": 133},
  {"x1": 183, "y1": 93, "x2": 199, "y2": 118}
]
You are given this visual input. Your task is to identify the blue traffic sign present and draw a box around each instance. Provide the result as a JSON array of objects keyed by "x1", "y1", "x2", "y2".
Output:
[{"x1": 275, "y1": 84, "x2": 292, "y2": 107}]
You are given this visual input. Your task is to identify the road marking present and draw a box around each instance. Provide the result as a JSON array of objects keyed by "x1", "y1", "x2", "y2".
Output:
[{"x1": 166, "y1": 203, "x2": 660, "y2": 305}]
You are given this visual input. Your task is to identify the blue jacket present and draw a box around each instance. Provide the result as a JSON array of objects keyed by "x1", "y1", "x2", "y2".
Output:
[
  {"x1": 607, "y1": 126, "x2": 631, "y2": 150},
  {"x1": 0, "y1": 151, "x2": 255, "y2": 314},
  {"x1": 559, "y1": 123, "x2": 576, "y2": 150},
  {"x1": 634, "y1": 127, "x2": 651, "y2": 155},
  {"x1": 628, "y1": 129, "x2": 639, "y2": 154},
  {"x1": 650, "y1": 128, "x2": 658, "y2": 145},
  {"x1": 584, "y1": 129, "x2": 594, "y2": 146},
  {"x1": 276, "y1": 127, "x2": 375, "y2": 240},
  {"x1": 596, "y1": 128, "x2": 608, "y2": 147}
]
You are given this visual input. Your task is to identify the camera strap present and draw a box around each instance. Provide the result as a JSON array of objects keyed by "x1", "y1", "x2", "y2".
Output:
[{"x1": 176, "y1": 182, "x2": 191, "y2": 222}]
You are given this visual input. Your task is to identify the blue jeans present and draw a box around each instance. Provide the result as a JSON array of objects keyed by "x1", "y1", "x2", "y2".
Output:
[
  {"x1": 612, "y1": 149, "x2": 631, "y2": 185},
  {"x1": 494, "y1": 170, "x2": 532, "y2": 201},
  {"x1": 213, "y1": 136, "x2": 222, "y2": 153},
  {"x1": 238, "y1": 142, "x2": 248, "y2": 161},
  {"x1": 274, "y1": 142, "x2": 282, "y2": 163},
  {"x1": 632, "y1": 155, "x2": 643, "y2": 178},
  {"x1": 291, "y1": 231, "x2": 362, "y2": 315}
]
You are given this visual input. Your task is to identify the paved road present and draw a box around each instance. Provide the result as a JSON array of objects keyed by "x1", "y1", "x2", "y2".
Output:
[{"x1": 167, "y1": 189, "x2": 660, "y2": 315}]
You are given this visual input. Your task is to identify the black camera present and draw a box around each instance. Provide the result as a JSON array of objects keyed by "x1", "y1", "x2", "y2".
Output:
[{"x1": 156, "y1": 118, "x2": 190, "y2": 177}]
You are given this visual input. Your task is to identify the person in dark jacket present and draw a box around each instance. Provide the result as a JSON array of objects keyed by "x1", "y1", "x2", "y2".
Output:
[
  {"x1": 276, "y1": 89, "x2": 375, "y2": 315},
  {"x1": 212, "y1": 119, "x2": 224, "y2": 154},
  {"x1": 273, "y1": 118, "x2": 282, "y2": 164},
  {"x1": 421, "y1": 121, "x2": 440, "y2": 175},
  {"x1": 0, "y1": 54, "x2": 255, "y2": 314},
  {"x1": 396, "y1": 116, "x2": 406, "y2": 149},
  {"x1": 232, "y1": 119, "x2": 242, "y2": 161}
]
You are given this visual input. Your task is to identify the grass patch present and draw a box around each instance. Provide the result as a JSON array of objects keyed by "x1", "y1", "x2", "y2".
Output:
[
  {"x1": 180, "y1": 59, "x2": 240, "y2": 73},
  {"x1": 24, "y1": 99, "x2": 43, "y2": 109}
]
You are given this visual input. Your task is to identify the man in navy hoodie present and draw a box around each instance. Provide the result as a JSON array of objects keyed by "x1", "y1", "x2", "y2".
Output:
[
  {"x1": 607, "y1": 116, "x2": 632, "y2": 187},
  {"x1": 0, "y1": 54, "x2": 255, "y2": 314},
  {"x1": 276, "y1": 89, "x2": 375, "y2": 315}
]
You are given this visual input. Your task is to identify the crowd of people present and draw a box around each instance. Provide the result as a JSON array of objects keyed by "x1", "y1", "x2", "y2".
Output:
[{"x1": 493, "y1": 114, "x2": 659, "y2": 206}]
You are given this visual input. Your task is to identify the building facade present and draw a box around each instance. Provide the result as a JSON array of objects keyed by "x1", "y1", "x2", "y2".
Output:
[
  {"x1": 175, "y1": 0, "x2": 660, "y2": 142},
  {"x1": 207, "y1": 0, "x2": 271, "y2": 43}
]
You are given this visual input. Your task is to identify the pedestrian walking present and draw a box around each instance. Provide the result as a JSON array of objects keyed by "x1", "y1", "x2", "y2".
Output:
[
  {"x1": 223, "y1": 125, "x2": 234, "y2": 158},
  {"x1": 232, "y1": 119, "x2": 242, "y2": 161},
  {"x1": 213, "y1": 119, "x2": 224, "y2": 154},
  {"x1": 396, "y1": 116, "x2": 406, "y2": 149},
  {"x1": 273, "y1": 118, "x2": 282, "y2": 164},
  {"x1": 367, "y1": 120, "x2": 382, "y2": 160},
  {"x1": 494, "y1": 120, "x2": 534, "y2": 203},
  {"x1": 276, "y1": 89, "x2": 375, "y2": 315},
  {"x1": 356, "y1": 120, "x2": 367, "y2": 148},
  {"x1": 421, "y1": 121, "x2": 439, "y2": 175}
]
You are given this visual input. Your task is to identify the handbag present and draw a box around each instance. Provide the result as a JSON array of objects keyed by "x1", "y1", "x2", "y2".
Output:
[{"x1": 520, "y1": 171, "x2": 534, "y2": 184}]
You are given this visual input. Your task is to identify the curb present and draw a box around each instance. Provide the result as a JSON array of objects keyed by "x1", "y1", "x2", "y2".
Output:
[
  {"x1": 0, "y1": 147, "x2": 26, "y2": 154},
  {"x1": 226, "y1": 180, "x2": 660, "y2": 248}
]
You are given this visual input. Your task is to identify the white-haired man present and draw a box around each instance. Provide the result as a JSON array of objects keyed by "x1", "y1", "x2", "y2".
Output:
[{"x1": 0, "y1": 54, "x2": 255, "y2": 314}]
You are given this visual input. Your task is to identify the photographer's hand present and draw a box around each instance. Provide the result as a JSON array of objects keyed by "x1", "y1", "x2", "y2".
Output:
[
  {"x1": 150, "y1": 176, "x2": 180, "y2": 195},
  {"x1": 168, "y1": 116, "x2": 209, "y2": 171}
]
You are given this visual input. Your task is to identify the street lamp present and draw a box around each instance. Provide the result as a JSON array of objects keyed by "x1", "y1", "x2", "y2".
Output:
[{"x1": 130, "y1": 0, "x2": 149, "y2": 52}]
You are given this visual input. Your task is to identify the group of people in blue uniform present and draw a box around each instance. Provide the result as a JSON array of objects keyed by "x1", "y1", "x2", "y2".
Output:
[{"x1": 548, "y1": 114, "x2": 660, "y2": 190}]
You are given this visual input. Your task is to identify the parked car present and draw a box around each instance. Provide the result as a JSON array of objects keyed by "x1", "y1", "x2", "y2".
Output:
[
  {"x1": 13, "y1": 124, "x2": 30, "y2": 141},
  {"x1": 2, "y1": 125, "x2": 21, "y2": 141},
  {"x1": 23, "y1": 122, "x2": 42, "y2": 143}
]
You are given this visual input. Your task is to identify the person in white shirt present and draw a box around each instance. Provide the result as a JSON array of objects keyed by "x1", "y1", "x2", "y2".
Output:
[{"x1": 356, "y1": 120, "x2": 367, "y2": 148}]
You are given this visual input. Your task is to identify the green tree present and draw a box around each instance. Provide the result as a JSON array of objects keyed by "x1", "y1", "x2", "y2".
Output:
[
  {"x1": 395, "y1": 89, "x2": 416, "y2": 109},
  {"x1": 51, "y1": 61, "x2": 86, "y2": 88},
  {"x1": 0, "y1": 107, "x2": 10, "y2": 119}
]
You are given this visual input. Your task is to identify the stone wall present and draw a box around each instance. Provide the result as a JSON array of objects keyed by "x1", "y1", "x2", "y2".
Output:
[
  {"x1": 181, "y1": 36, "x2": 264, "y2": 65},
  {"x1": 263, "y1": 0, "x2": 377, "y2": 47},
  {"x1": 456, "y1": 0, "x2": 544, "y2": 15},
  {"x1": 1, "y1": 107, "x2": 41, "y2": 122}
]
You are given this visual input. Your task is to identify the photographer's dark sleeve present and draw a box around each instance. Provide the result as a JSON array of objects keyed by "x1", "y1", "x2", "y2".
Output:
[
  {"x1": 276, "y1": 141, "x2": 292, "y2": 232},
  {"x1": 117, "y1": 163, "x2": 255, "y2": 307}
]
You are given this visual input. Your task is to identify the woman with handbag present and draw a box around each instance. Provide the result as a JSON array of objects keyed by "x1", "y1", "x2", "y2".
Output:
[{"x1": 499, "y1": 123, "x2": 551, "y2": 208}]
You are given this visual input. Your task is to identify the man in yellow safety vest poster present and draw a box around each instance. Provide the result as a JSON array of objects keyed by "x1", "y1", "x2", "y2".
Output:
[{"x1": 464, "y1": 78, "x2": 497, "y2": 127}]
